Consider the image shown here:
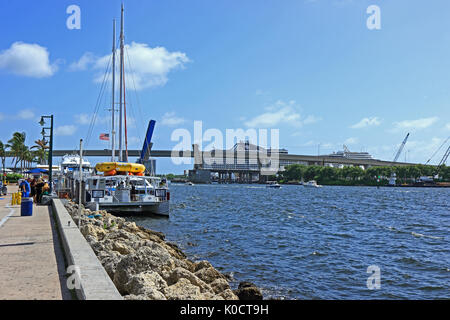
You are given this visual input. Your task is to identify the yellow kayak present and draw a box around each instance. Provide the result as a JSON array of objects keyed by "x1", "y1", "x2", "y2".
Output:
[{"x1": 95, "y1": 162, "x2": 145, "y2": 173}]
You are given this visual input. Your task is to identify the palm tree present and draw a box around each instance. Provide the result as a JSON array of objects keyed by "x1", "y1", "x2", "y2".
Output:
[
  {"x1": 0, "y1": 141, "x2": 7, "y2": 183},
  {"x1": 7, "y1": 132, "x2": 27, "y2": 171},
  {"x1": 31, "y1": 139, "x2": 49, "y2": 165}
]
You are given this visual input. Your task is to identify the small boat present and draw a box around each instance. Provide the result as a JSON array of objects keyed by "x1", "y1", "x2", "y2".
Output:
[
  {"x1": 185, "y1": 182, "x2": 194, "y2": 186},
  {"x1": 266, "y1": 182, "x2": 281, "y2": 189},
  {"x1": 303, "y1": 180, "x2": 322, "y2": 188},
  {"x1": 86, "y1": 174, "x2": 170, "y2": 217}
]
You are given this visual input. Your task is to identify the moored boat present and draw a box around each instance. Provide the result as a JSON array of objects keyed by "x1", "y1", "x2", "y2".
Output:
[{"x1": 303, "y1": 180, "x2": 322, "y2": 188}]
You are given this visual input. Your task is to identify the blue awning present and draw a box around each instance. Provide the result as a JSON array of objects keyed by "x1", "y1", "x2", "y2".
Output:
[{"x1": 24, "y1": 168, "x2": 49, "y2": 174}]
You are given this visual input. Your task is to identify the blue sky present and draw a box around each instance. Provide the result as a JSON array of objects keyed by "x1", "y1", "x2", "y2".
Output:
[{"x1": 0, "y1": 0, "x2": 449, "y2": 173}]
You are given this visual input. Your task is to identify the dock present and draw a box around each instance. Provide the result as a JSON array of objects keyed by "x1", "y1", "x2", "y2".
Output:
[{"x1": 0, "y1": 188, "x2": 71, "y2": 300}]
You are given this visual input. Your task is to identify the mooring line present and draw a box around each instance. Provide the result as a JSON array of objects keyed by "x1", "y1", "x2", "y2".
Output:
[{"x1": 0, "y1": 205, "x2": 16, "y2": 229}]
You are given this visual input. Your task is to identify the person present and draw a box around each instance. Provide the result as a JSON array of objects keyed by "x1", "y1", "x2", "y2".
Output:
[
  {"x1": 35, "y1": 178, "x2": 44, "y2": 203},
  {"x1": 19, "y1": 178, "x2": 31, "y2": 198},
  {"x1": 42, "y1": 181, "x2": 50, "y2": 195},
  {"x1": 131, "y1": 184, "x2": 137, "y2": 201},
  {"x1": 30, "y1": 178, "x2": 36, "y2": 201}
]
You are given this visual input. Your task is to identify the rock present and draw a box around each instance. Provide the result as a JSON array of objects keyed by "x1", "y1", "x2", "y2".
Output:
[
  {"x1": 194, "y1": 260, "x2": 213, "y2": 272},
  {"x1": 163, "y1": 278, "x2": 203, "y2": 300},
  {"x1": 210, "y1": 278, "x2": 230, "y2": 294},
  {"x1": 104, "y1": 229, "x2": 140, "y2": 242},
  {"x1": 112, "y1": 241, "x2": 134, "y2": 255},
  {"x1": 165, "y1": 267, "x2": 212, "y2": 293},
  {"x1": 124, "y1": 294, "x2": 149, "y2": 300},
  {"x1": 123, "y1": 271, "x2": 168, "y2": 299},
  {"x1": 219, "y1": 289, "x2": 239, "y2": 300},
  {"x1": 113, "y1": 245, "x2": 175, "y2": 292},
  {"x1": 233, "y1": 282, "x2": 263, "y2": 300},
  {"x1": 96, "y1": 250, "x2": 122, "y2": 276},
  {"x1": 194, "y1": 266, "x2": 226, "y2": 284},
  {"x1": 80, "y1": 223, "x2": 107, "y2": 241},
  {"x1": 121, "y1": 221, "x2": 140, "y2": 233},
  {"x1": 163, "y1": 242, "x2": 187, "y2": 260}
]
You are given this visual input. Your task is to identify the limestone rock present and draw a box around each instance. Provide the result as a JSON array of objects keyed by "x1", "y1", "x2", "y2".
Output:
[
  {"x1": 220, "y1": 289, "x2": 239, "y2": 300},
  {"x1": 233, "y1": 282, "x2": 263, "y2": 300},
  {"x1": 113, "y1": 245, "x2": 175, "y2": 292},
  {"x1": 163, "y1": 278, "x2": 203, "y2": 300},
  {"x1": 165, "y1": 267, "x2": 212, "y2": 293},
  {"x1": 123, "y1": 271, "x2": 168, "y2": 299},
  {"x1": 210, "y1": 278, "x2": 230, "y2": 294},
  {"x1": 194, "y1": 266, "x2": 226, "y2": 284}
]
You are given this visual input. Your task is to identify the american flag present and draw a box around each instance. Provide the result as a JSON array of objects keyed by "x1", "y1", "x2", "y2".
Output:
[{"x1": 99, "y1": 133, "x2": 110, "y2": 141}]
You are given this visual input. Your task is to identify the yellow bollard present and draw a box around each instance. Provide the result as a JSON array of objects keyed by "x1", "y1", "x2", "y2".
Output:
[
  {"x1": 11, "y1": 193, "x2": 14, "y2": 205},
  {"x1": 17, "y1": 192, "x2": 21, "y2": 205}
]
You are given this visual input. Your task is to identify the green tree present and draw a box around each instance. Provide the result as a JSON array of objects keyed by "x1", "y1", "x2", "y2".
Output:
[
  {"x1": 7, "y1": 132, "x2": 27, "y2": 170},
  {"x1": 31, "y1": 139, "x2": 48, "y2": 165},
  {"x1": 0, "y1": 141, "x2": 7, "y2": 183}
]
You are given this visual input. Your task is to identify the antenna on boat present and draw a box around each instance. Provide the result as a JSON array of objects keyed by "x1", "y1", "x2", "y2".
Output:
[
  {"x1": 111, "y1": 19, "x2": 116, "y2": 162},
  {"x1": 118, "y1": 3, "x2": 125, "y2": 162}
]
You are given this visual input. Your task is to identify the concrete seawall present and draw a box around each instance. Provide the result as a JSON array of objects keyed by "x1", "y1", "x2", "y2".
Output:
[{"x1": 51, "y1": 199, "x2": 123, "y2": 300}]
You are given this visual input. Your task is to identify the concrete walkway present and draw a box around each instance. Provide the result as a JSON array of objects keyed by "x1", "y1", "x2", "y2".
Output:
[{"x1": 0, "y1": 188, "x2": 72, "y2": 300}]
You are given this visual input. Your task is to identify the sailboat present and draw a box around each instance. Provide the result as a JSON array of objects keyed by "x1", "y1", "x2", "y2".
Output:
[{"x1": 85, "y1": 5, "x2": 170, "y2": 217}]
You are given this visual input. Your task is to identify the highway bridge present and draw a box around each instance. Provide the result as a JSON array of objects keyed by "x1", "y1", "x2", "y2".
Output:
[{"x1": 44, "y1": 148, "x2": 416, "y2": 168}]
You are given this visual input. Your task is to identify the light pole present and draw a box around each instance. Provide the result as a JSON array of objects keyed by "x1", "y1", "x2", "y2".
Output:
[{"x1": 39, "y1": 115, "x2": 54, "y2": 194}]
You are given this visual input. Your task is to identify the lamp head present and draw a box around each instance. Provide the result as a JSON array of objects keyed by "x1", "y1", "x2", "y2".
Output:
[{"x1": 39, "y1": 117, "x2": 45, "y2": 126}]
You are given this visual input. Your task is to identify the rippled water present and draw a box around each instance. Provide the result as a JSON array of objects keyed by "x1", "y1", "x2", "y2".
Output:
[{"x1": 128, "y1": 184, "x2": 450, "y2": 299}]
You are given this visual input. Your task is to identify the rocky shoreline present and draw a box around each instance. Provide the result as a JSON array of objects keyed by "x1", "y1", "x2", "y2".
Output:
[{"x1": 63, "y1": 201, "x2": 262, "y2": 300}]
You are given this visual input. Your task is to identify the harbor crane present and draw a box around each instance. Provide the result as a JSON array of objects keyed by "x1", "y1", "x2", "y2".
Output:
[
  {"x1": 393, "y1": 133, "x2": 410, "y2": 162},
  {"x1": 389, "y1": 133, "x2": 410, "y2": 186},
  {"x1": 435, "y1": 144, "x2": 450, "y2": 177}
]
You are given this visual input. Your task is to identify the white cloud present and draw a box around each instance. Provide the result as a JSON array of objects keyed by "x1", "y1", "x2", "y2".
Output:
[
  {"x1": 350, "y1": 117, "x2": 381, "y2": 129},
  {"x1": 54, "y1": 125, "x2": 77, "y2": 136},
  {"x1": 244, "y1": 100, "x2": 320, "y2": 128},
  {"x1": 71, "y1": 42, "x2": 189, "y2": 90},
  {"x1": 69, "y1": 52, "x2": 96, "y2": 71},
  {"x1": 0, "y1": 42, "x2": 58, "y2": 77},
  {"x1": 74, "y1": 113, "x2": 92, "y2": 125},
  {"x1": 0, "y1": 113, "x2": 4, "y2": 121},
  {"x1": 344, "y1": 137, "x2": 358, "y2": 145},
  {"x1": 74, "y1": 113, "x2": 114, "y2": 126},
  {"x1": 17, "y1": 109, "x2": 35, "y2": 120},
  {"x1": 160, "y1": 112, "x2": 186, "y2": 126},
  {"x1": 393, "y1": 117, "x2": 438, "y2": 131},
  {"x1": 445, "y1": 123, "x2": 450, "y2": 131},
  {"x1": 303, "y1": 115, "x2": 322, "y2": 125}
]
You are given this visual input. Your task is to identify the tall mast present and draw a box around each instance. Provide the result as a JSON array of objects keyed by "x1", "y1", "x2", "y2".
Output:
[
  {"x1": 111, "y1": 19, "x2": 116, "y2": 162},
  {"x1": 118, "y1": 3, "x2": 124, "y2": 162}
]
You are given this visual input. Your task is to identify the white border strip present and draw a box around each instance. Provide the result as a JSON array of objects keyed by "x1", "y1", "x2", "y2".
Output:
[{"x1": 0, "y1": 205, "x2": 15, "y2": 228}]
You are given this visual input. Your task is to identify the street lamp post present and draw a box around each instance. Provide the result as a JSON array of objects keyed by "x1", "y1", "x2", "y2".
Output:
[{"x1": 39, "y1": 115, "x2": 54, "y2": 194}]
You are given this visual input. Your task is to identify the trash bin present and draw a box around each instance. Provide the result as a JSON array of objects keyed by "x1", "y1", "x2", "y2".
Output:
[{"x1": 21, "y1": 197, "x2": 33, "y2": 216}]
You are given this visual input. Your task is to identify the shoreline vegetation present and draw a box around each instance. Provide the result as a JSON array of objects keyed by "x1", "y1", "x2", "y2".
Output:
[
  {"x1": 63, "y1": 201, "x2": 263, "y2": 300},
  {"x1": 167, "y1": 164, "x2": 450, "y2": 187},
  {"x1": 277, "y1": 164, "x2": 450, "y2": 187}
]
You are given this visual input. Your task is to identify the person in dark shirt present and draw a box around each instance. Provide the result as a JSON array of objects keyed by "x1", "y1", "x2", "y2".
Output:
[
  {"x1": 35, "y1": 178, "x2": 44, "y2": 203},
  {"x1": 30, "y1": 178, "x2": 36, "y2": 201}
]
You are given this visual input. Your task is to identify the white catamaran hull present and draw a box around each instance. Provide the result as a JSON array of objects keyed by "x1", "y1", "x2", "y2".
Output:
[{"x1": 98, "y1": 201, "x2": 169, "y2": 217}]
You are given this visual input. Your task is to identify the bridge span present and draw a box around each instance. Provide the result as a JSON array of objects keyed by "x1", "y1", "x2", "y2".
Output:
[{"x1": 47, "y1": 149, "x2": 416, "y2": 168}]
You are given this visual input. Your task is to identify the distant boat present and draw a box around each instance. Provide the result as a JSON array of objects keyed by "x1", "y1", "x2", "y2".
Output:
[
  {"x1": 266, "y1": 182, "x2": 281, "y2": 189},
  {"x1": 186, "y1": 182, "x2": 194, "y2": 186},
  {"x1": 303, "y1": 180, "x2": 322, "y2": 188}
]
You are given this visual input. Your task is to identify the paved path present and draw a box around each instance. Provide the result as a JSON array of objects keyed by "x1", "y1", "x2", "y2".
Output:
[{"x1": 0, "y1": 188, "x2": 72, "y2": 300}]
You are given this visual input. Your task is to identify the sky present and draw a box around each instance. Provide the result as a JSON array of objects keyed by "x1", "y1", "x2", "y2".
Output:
[{"x1": 0, "y1": 0, "x2": 449, "y2": 174}]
